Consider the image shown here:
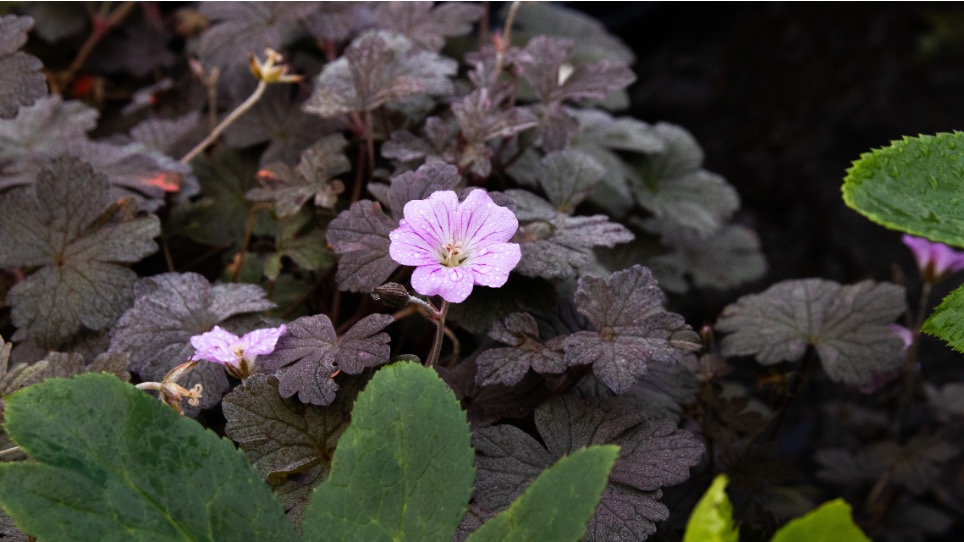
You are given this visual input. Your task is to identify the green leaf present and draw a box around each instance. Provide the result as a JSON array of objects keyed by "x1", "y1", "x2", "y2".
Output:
[
  {"x1": 177, "y1": 148, "x2": 269, "y2": 248},
  {"x1": 683, "y1": 475, "x2": 738, "y2": 542},
  {"x1": 771, "y1": 499, "x2": 870, "y2": 542},
  {"x1": 301, "y1": 361, "x2": 474, "y2": 542},
  {"x1": 843, "y1": 132, "x2": 964, "y2": 246},
  {"x1": 0, "y1": 373, "x2": 296, "y2": 542},
  {"x1": 923, "y1": 283, "x2": 964, "y2": 352},
  {"x1": 468, "y1": 445, "x2": 618, "y2": 542},
  {"x1": 264, "y1": 210, "x2": 333, "y2": 281}
]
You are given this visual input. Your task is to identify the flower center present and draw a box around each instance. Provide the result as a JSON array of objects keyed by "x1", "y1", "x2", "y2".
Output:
[{"x1": 440, "y1": 241, "x2": 467, "y2": 268}]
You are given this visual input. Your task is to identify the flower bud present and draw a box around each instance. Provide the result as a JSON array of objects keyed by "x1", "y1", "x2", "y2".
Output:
[{"x1": 372, "y1": 282, "x2": 412, "y2": 308}]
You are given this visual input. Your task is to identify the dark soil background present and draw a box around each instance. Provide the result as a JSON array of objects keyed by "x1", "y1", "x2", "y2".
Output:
[
  {"x1": 576, "y1": 6, "x2": 964, "y2": 538},
  {"x1": 578, "y1": 2, "x2": 964, "y2": 356}
]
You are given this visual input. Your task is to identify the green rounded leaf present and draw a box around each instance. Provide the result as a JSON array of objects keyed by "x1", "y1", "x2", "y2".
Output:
[
  {"x1": 0, "y1": 373, "x2": 296, "y2": 542},
  {"x1": 468, "y1": 445, "x2": 618, "y2": 542},
  {"x1": 843, "y1": 131, "x2": 964, "y2": 247},
  {"x1": 301, "y1": 361, "x2": 474, "y2": 542},
  {"x1": 923, "y1": 283, "x2": 964, "y2": 352},
  {"x1": 771, "y1": 499, "x2": 870, "y2": 542},
  {"x1": 683, "y1": 474, "x2": 738, "y2": 542}
]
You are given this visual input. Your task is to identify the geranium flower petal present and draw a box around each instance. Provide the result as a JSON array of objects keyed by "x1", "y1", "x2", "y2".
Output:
[
  {"x1": 412, "y1": 264, "x2": 475, "y2": 303},
  {"x1": 401, "y1": 190, "x2": 460, "y2": 246},
  {"x1": 458, "y1": 189, "x2": 519, "y2": 251},
  {"x1": 468, "y1": 241, "x2": 522, "y2": 287},
  {"x1": 240, "y1": 324, "x2": 287, "y2": 357},
  {"x1": 388, "y1": 220, "x2": 441, "y2": 266},
  {"x1": 190, "y1": 326, "x2": 241, "y2": 364}
]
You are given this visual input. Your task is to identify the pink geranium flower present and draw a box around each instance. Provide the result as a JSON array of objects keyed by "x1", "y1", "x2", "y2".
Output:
[
  {"x1": 388, "y1": 189, "x2": 521, "y2": 303},
  {"x1": 902, "y1": 234, "x2": 964, "y2": 283},
  {"x1": 190, "y1": 324, "x2": 287, "y2": 379}
]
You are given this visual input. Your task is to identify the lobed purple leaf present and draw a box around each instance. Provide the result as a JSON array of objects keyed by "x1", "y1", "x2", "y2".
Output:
[
  {"x1": 0, "y1": 157, "x2": 160, "y2": 348},
  {"x1": 257, "y1": 313, "x2": 393, "y2": 405},
  {"x1": 0, "y1": 15, "x2": 47, "y2": 119},
  {"x1": 326, "y1": 200, "x2": 399, "y2": 292}
]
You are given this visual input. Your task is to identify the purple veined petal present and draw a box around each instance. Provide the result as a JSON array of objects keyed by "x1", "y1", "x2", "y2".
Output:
[
  {"x1": 931, "y1": 243, "x2": 964, "y2": 275},
  {"x1": 458, "y1": 189, "x2": 520, "y2": 252},
  {"x1": 240, "y1": 324, "x2": 288, "y2": 358},
  {"x1": 389, "y1": 219, "x2": 443, "y2": 267},
  {"x1": 190, "y1": 326, "x2": 241, "y2": 364},
  {"x1": 412, "y1": 263, "x2": 475, "y2": 303},
  {"x1": 401, "y1": 190, "x2": 461, "y2": 247},
  {"x1": 902, "y1": 234, "x2": 964, "y2": 281},
  {"x1": 901, "y1": 234, "x2": 932, "y2": 269},
  {"x1": 467, "y1": 241, "x2": 522, "y2": 287}
]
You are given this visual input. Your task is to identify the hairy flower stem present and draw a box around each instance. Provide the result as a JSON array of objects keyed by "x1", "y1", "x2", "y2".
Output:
[
  {"x1": 180, "y1": 80, "x2": 267, "y2": 164},
  {"x1": 494, "y1": 0, "x2": 523, "y2": 76},
  {"x1": 230, "y1": 202, "x2": 272, "y2": 282},
  {"x1": 425, "y1": 300, "x2": 450, "y2": 367},
  {"x1": 365, "y1": 110, "x2": 376, "y2": 178},
  {"x1": 54, "y1": 1, "x2": 137, "y2": 92},
  {"x1": 764, "y1": 347, "x2": 816, "y2": 441}
]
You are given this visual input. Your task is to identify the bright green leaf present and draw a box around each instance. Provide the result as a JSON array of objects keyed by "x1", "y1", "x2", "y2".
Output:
[
  {"x1": 468, "y1": 445, "x2": 617, "y2": 542},
  {"x1": 300, "y1": 361, "x2": 474, "y2": 542},
  {"x1": 771, "y1": 499, "x2": 870, "y2": 542},
  {"x1": 923, "y1": 283, "x2": 964, "y2": 352},
  {"x1": 843, "y1": 131, "x2": 964, "y2": 247},
  {"x1": 0, "y1": 373, "x2": 296, "y2": 542},
  {"x1": 683, "y1": 474, "x2": 738, "y2": 542}
]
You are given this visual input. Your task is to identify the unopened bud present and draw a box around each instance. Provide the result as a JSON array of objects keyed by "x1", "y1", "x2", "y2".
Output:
[{"x1": 372, "y1": 282, "x2": 412, "y2": 308}]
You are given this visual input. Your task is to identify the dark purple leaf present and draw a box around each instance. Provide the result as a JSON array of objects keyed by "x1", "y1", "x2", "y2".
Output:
[
  {"x1": 0, "y1": 157, "x2": 160, "y2": 348},
  {"x1": 513, "y1": 213, "x2": 634, "y2": 279},
  {"x1": 562, "y1": 265, "x2": 699, "y2": 394},
  {"x1": 247, "y1": 134, "x2": 349, "y2": 217},
  {"x1": 448, "y1": 274, "x2": 556, "y2": 335},
  {"x1": 198, "y1": 2, "x2": 317, "y2": 68},
  {"x1": 570, "y1": 108, "x2": 665, "y2": 206},
  {"x1": 476, "y1": 312, "x2": 566, "y2": 387},
  {"x1": 509, "y1": 3, "x2": 636, "y2": 66},
  {"x1": 0, "y1": 15, "x2": 46, "y2": 119},
  {"x1": 302, "y1": 3, "x2": 372, "y2": 43},
  {"x1": 534, "y1": 102, "x2": 579, "y2": 151},
  {"x1": 438, "y1": 356, "x2": 550, "y2": 429},
  {"x1": 472, "y1": 395, "x2": 703, "y2": 541},
  {"x1": 385, "y1": 160, "x2": 462, "y2": 221},
  {"x1": 716, "y1": 278, "x2": 907, "y2": 386},
  {"x1": 264, "y1": 210, "x2": 334, "y2": 281},
  {"x1": 64, "y1": 139, "x2": 199, "y2": 211},
  {"x1": 129, "y1": 111, "x2": 203, "y2": 158},
  {"x1": 177, "y1": 149, "x2": 266, "y2": 247},
  {"x1": 326, "y1": 200, "x2": 399, "y2": 292},
  {"x1": 519, "y1": 36, "x2": 635, "y2": 104},
  {"x1": 89, "y1": 17, "x2": 176, "y2": 77},
  {"x1": 224, "y1": 86, "x2": 342, "y2": 167},
  {"x1": 631, "y1": 123, "x2": 739, "y2": 236},
  {"x1": 381, "y1": 130, "x2": 437, "y2": 163},
  {"x1": 108, "y1": 272, "x2": 275, "y2": 407},
  {"x1": 258, "y1": 313, "x2": 393, "y2": 405},
  {"x1": 0, "y1": 97, "x2": 97, "y2": 191},
  {"x1": 222, "y1": 373, "x2": 350, "y2": 480},
  {"x1": 536, "y1": 150, "x2": 604, "y2": 212},
  {"x1": 304, "y1": 31, "x2": 456, "y2": 117},
  {"x1": 646, "y1": 222, "x2": 767, "y2": 292},
  {"x1": 374, "y1": 2, "x2": 484, "y2": 52},
  {"x1": 452, "y1": 89, "x2": 538, "y2": 177}
]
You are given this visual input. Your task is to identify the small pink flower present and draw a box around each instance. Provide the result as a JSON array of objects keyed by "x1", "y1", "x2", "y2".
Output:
[
  {"x1": 902, "y1": 234, "x2": 964, "y2": 283},
  {"x1": 190, "y1": 324, "x2": 287, "y2": 379},
  {"x1": 388, "y1": 189, "x2": 521, "y2": 303}
]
